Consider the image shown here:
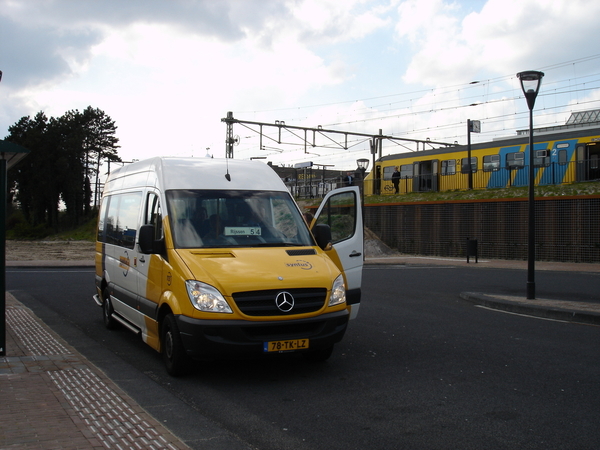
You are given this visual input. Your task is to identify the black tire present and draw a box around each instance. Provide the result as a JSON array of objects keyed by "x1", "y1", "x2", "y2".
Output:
[
  {"x1": 102, "y1": 289, "x2": 117, "y2": 330},
  {"x1": 303, "y1": 345, "x2": 334, "y2": 362},
  {"x1": 161, "y1": 314, "x2": 189, "y2": 376}
]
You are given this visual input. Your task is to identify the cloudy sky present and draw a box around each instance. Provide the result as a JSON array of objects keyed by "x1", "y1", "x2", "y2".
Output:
[{"x1": 1, "y1": 0, "x2": 600, "y2": 172}]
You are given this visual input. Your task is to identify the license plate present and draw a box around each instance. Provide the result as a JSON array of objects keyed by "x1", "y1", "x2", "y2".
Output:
[{"x1": 264, "y1": 339, "x2": 309, "y2": 353}]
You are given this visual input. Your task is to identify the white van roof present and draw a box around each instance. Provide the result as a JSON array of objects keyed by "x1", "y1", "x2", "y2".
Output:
[{"x1": 105, "y1": 157, "x2": 289, "y2": 192}]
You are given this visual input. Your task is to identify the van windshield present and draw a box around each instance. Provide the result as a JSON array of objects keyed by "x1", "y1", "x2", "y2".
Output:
[{"x1": 166, "y1": 190, "x2": 315, "y2": 249}]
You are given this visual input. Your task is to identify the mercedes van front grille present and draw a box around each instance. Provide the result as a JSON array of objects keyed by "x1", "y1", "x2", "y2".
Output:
[{"x1": 233, "y1": 288, "x2": 327, "y2": 316}]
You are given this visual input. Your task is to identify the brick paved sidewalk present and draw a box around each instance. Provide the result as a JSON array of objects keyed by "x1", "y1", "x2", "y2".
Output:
[{"x1": 0, "y1": 293, "x2": 191, "y2": 450}]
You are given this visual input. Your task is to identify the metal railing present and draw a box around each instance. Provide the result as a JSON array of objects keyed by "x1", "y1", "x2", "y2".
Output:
[
  {"x1": 289, "y1": 177, "x2": 346, "y2": 199},
  {"x1": 288, "y1": 174, "x2": 372, "y2": 199}
]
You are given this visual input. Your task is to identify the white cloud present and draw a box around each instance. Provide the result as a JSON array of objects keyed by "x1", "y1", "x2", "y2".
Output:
[
  {"x1": 1, "y1": 0, "x2": 600, "y2": 171},
  {"x1": 398, "y1": 0, "x2": 600, "y2": 86},
  {"x1": 395, "y1": 0, "x2": 459, "y2": 44},
  {"x1": 291, "y1": 0, "x2": 389, "y2": 43}
]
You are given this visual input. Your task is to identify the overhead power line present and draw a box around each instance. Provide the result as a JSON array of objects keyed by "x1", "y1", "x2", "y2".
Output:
[{"x1": 230, "y1": 55, "x2": 600, "y2": 167}]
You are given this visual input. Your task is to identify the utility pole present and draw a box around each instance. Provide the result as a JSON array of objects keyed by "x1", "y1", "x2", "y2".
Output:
[
  {"x1": 224, "y1": 111, "x2": 234, "y2": 158},
  {"x1": 467, "y1": 119, "x2": 481, "y2": 190}
]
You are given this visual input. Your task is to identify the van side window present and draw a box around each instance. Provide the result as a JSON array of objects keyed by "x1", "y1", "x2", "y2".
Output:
[
  {"x1": 315, "y1": 190, "x2": 357, "y2": 243},
  {"x1": 104, "y1": 192, "x2": 142, "y2": 249},
  {"x1": 97, "y1": 198, "x2": 108, "y2": 242},
  {"x1": 145, "y1": 192, "x2": 163, "y2": 240}
]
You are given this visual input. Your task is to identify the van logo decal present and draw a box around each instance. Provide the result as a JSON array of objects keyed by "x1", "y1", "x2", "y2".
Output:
[
  {"x1": 119, "y1": 251, "x2": 130, "y2": 276},
  {"x1": 285, "y1": 260, "x2": 312, "y2": 270},
  {"x1": 275, "y1": 291, "x2": 295, "y2": 313}
]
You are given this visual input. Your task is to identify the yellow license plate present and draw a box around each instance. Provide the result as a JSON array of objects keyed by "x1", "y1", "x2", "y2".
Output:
[{"x1": 264, "y1": 339, "x2": 309, "y2": 353}]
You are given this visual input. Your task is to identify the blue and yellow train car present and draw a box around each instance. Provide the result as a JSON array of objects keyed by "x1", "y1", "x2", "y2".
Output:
[{"x1": 367, "y1": 115, "x2": 600, "y2": 196}]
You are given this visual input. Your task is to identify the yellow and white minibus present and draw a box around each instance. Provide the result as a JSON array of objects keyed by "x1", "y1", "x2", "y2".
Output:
[{"x1": 94, "y1": 157, "x2": 363, "y2": 375}]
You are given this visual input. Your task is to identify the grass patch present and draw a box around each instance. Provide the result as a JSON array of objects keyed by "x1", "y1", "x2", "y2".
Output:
[
  {"x1": 53, "y1": 217, "x2": 97, "y2": 241},
  {"x1": 7, "y1": 213, "x2": 97, "y2": 241},
  {"x1": 364, "y1": 181, "x2": 600, "y2": 204}
]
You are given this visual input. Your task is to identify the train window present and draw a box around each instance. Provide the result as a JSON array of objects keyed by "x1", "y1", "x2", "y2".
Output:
[
  {"x1": 506, "y1": 152, "x2": 524, "y2": 169},
  {"x1": 441, "y1": 160, "x2": 456, "y2": 175},
  {"x1": 592, "y1": 155, "x2": 599, "y2": 170},
  {"x1": 382, "y1": 166, "x2": 395, "y2": 181},
  {"x1": 400, "y1": 164, "x2": 413, "y2": 178},
  {"x1": 558, "y1": 149, "x2": 568, "y2": 165},
  {"x1": 483, "y1": 155, "x2": 500, "y2": 172},
  {"x1": 534, "y1": 149, "x2": 550, "y2": 167},
  {"x1": 461, "y1": 157, "x2": 477, "y2": 174}
]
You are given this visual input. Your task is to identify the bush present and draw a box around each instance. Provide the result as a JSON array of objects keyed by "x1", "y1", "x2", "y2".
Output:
[
  {"x1": 7, "y1": 221, "x2": 51, "y2": 239},
  {"x1": 5, "y1": 209, "x2": 97, "y2": 240}
]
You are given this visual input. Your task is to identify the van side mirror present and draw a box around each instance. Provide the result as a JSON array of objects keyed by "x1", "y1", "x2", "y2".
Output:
[
  {"x1": 138, "y1": 224, "x2": 165, "y2": 254},
  {"x1": 312, "y1": 223, "x2": 332, "y2": 250}
]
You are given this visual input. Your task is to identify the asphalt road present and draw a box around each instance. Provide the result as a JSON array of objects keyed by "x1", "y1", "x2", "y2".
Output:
[{"x1": 6, "y1": 265, "x2": 600, "y2": 450}]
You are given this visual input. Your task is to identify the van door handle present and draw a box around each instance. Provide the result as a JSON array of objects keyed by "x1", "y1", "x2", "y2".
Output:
[
  {"x1": 139, "y1": 256, "x2": 146, "y2": 263},
  {"x1": 349, "y1": 250, "x2": 362, "y2": 257}
]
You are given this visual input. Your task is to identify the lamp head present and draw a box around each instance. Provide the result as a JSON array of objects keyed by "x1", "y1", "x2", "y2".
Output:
[
  {"x1": 357, "y1": 158, "x2": 369, "y2": 171},
  {"x1": 517, "y1": 70, "x2": 544, "y2": 110}
]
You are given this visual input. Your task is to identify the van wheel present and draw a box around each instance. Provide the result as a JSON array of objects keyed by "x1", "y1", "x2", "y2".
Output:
[
  {"x1": 161, "y1": 314, "x2": 189, "y2": 376},
  {"x1": 103, "y1": 290, "x2": 117, "y2": 330},
  {"x1": 303, "y1": 345, "x2": 334, "y2": 362}
]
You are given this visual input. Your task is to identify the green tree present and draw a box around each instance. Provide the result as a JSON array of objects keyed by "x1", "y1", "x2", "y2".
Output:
[
  {"x1": 54, "y1": 110, "x2": 87, "y2": 228},
  {"x1": 80, "y1": 107, "x2": 120, "y2": 213},
  {"x1": 7, "y1": 112, "x2": 62, "y2": 230},
  {"x1": 5, "y1": 107, "x2": 121, "y2": 233}
]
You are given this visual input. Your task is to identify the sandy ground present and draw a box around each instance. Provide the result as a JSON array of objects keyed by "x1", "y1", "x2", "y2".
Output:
[{"x1": 5, "y1": 240, "x2": 96, "y2": 261}]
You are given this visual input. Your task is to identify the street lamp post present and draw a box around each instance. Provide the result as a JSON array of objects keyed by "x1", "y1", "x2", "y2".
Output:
[
  {"x1": 517, "y1": 70, "x2": 544, "y2": 300},
  {"x1": 467, "y1": 120, "x2": 481, "y2": 190},
  {"x1": 356, "y1": 158, "x2": 369, "y2": 193},
  {"x1": 0, "y1": 140, "x2": 30, "y2": 356},
  {"x1": 356, "y1": 158, "x2": 369, "y2": 218}
]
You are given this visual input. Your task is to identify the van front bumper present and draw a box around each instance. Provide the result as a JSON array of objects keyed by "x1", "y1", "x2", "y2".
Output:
[{"x1": 175, "y1": 309, "x2": 349, "y2": 358}]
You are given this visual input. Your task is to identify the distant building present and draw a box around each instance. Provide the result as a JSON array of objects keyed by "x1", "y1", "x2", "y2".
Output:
[{"x1": 266, "y1": 163, "x2": 369, "y2": 198}]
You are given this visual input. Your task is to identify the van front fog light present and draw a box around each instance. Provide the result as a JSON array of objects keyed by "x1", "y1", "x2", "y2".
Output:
[
  {"x1": 328, "y1": 274, "x2": 346, "y2": 307},
  {"x1": 186, "y1": 280, "x2": 233, "y2": 313}
]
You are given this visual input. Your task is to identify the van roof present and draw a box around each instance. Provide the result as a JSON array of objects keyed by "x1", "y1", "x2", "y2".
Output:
[{"x1": 105, "y1": 157, "x2": 288, "y2": 192}]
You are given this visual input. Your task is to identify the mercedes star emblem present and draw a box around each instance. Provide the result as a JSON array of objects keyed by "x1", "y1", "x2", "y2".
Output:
[{"x1": 275, "y1": 291, "x2": 295, "y2": 313}]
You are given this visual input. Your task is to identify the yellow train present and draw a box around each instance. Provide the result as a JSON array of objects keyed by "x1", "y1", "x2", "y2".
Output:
[{"x1": 365, "y1": 111, "x2": 600, "y2": 195}]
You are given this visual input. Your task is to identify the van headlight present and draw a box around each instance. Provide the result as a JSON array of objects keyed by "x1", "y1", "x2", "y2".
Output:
[
  {"x1": 328, "y1": 274, "x2": 346, "y2": 307},
  {"x1": 186, "y1": 280, "x2": 233, "y2": 313}
]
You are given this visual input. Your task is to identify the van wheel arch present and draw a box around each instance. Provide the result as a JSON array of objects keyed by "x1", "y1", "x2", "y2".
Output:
[
  {"x1": 157, "y1": 303, "x2": 174, "y2": 330},
  {"x1": 102, "y1": 285, "x2": 117, "y2": 330},
  {"x1": 161, "y1": 313, "x2": 189, "y2": 376}
]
